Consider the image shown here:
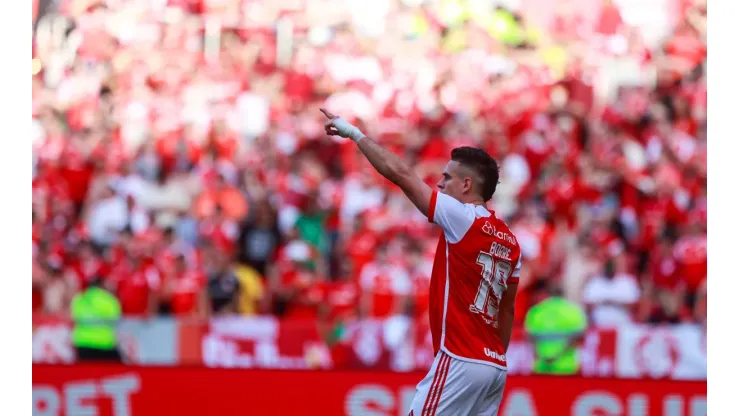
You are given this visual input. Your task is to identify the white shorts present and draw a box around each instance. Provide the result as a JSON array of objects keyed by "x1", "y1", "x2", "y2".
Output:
[{"x1": 408, "y1": 351, "x2": 507, "y2": 416}]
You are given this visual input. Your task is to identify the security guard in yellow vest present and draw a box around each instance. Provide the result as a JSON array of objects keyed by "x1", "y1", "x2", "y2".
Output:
[
  {"x1": 524, "y1": 287, "x2": 588, "y2": 375},
  {"x1": 71, "y1": 278, "x2": 122, "y2": 361}
]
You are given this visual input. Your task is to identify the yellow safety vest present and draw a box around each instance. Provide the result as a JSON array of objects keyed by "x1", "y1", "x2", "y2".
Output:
[
  {"x1": 525, "y1": 297, "x2": 587, "y2": 375},
  {"x1": 71, "y1": 287, "x2": 121, "y2": 350}
]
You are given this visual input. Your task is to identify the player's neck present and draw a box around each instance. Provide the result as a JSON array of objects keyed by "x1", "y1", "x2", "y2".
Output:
[{"x1": 461, "y1": 197, "x2": 486, "y2": 207}]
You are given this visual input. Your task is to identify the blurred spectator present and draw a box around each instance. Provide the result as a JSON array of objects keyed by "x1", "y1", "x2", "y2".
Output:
[
  {"x1": 86, "y1": 182, "x2": 129, "y2": 247},
  {"x1": 233, "y1": 264, "x2": 267, "y2": 316},
  {"x1": 270, "y1": 240, "x2": 325, "y2": 320},
  {"x1": 324, "y1": 260, "x2": 360, "y2": 327},
  {"x1": 206, "y1": 248, "x2": 241, "y2": 315},
  {"x1": 582, "y1": 256, "x2": 641, "y2": 327},
  {"x1": 71, "y1": 278, "x2": 122, "y2": 362},
  {"x1": 112, "y1": 250, "x2": 160, "y2": 317},
  {"x1": 359, "y1": 243, "x2": 412, "y2": 319},
  {"x1": 645, "y1": 287, "x2": 687, "y2": 325},
  {"x1": 159, "y1": 254, "x2": 208, "y2": 318},
  {"x1": 195, "y1": 171, "x2": 249, "y2": 221},
  {"x1": 39, "y1": 258, "x2": 73, "y2": 315},
  {"x1": 295, "y1": 192, "x2": 330, "y2": 254},
  {"x1": 236, "y1": 200, "x2": 282, "y2": 276},
  {"x1": 66, "y1": 239, "x2": 109, "y2": 292},
  {"x1": 673, "y1": 222, "x2": 707, "y2": 307},
  {"x1": 525, "y1": 285, "x2": 588, "y2": 375}
]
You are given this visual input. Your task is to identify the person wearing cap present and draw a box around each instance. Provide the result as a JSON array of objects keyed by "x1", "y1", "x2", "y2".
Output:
[{"x1": 70, "y1": 276, "x2": 122, "y2": 362}]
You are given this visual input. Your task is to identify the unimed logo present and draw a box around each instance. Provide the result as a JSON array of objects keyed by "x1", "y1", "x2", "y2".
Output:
[
  {"x1": 485, "y1": 348, "x2": 507, "y2": 362},
  {"x1": 32, "y1": 374, "x2": 140, "y2": 416}
]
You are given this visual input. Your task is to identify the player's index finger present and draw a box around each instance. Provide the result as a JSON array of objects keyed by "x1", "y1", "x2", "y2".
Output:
[{"x1": 320, "y1": 108, "x2": 336, "y2": 119}]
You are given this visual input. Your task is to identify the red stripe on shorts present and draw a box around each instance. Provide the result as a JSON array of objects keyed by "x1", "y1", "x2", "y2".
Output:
[
  {"x1": 423, "y1": 354, "x2": 451, "y2": 416},
  {"x1": 429, "y1": 354, "x2": 452, "y2": 416},
  {"x1": 422, "y1": 354, "x2": 448, "y2": 415}
]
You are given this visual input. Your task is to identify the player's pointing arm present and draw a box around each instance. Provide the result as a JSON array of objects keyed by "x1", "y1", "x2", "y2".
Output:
[{"x1": 321, "y1": 108, "x2": 433, "y2": 216}]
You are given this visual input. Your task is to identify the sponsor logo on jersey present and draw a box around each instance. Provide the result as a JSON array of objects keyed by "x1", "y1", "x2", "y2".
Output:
[
  {"x1": 493, "y1": 227, "x2": 517, "y2": 245},
  {"x1": 482, "y1": 221, "x2": 494, "y2": 235},
  {"x1": 489, "y1": 243, "x2": 512, "y2": 261},
  {"x1": 484, "y1": 348, "x2": 507, "y2": 362}
]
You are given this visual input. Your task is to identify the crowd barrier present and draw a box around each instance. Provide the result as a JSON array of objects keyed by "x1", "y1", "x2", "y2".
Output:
[{"x1": 33, "y1": 315, "x2": 706, "y2": 380}]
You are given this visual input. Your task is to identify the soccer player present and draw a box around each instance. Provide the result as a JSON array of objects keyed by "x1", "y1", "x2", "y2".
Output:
[{"x1": 321, "y1": 109, "x2": 522, "y2": 416}]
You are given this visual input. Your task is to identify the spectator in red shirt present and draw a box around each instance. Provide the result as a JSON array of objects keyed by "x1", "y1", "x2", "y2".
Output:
[
  {"x1": 645, "y1": 288, "x2": 689, "y2": 324},
  {"x1": 638, "y1": 238, "x2": 690, "y2": 324},
  {"x1": 321, "y1": 257, "x2": 361, "y2": 345},
  {"x1": 66, "y1": 240, "x2": 109, "y2": 292},
  {"x1": 673, "y1": 222, "x2": 707, "y2": 305},
  {"x1": 112, "y1": 253, "x2": 160, "y2": 317},
  {"x1": 344, "y1": 213, "x2": 380, "y2": 280},
  {"x1": 160, "y1": 254, "x2": 208, "y2": 318},
  {"x1": 270, "y1": 240, "x2": 326, "y2": 320},
  {"x1": 358, "y1": 243, "x2": 412, "y2": 319}
]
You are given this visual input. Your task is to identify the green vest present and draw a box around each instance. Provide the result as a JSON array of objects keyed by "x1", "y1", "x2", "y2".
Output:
[
  {"x1": 524, "y1": 297, "x2": 587, "y2": 375},
  {"x1": 71, "y1": 287, "x2": 121, "y2": 350}
]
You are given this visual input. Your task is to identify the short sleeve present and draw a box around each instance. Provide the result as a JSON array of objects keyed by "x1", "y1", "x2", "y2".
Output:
[{"x1": 428, "y1": 190, "x2": 477, "y2": 243}]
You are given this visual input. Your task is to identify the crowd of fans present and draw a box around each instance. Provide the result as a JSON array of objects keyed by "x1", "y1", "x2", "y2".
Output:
[{"x1": 32, "y1": 0, "x2": 707, "y2": 331}]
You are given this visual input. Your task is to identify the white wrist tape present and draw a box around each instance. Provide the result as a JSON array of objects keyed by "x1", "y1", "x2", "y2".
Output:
[{"x1": 332, "y1": 117, "x2": 365, "y2": 142}]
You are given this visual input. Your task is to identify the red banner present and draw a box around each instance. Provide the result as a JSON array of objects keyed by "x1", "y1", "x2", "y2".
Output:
[
  {"x1": 176, "y1": 317, "x2": 622, "y2": 375},
  {"x1": 32, "y1": 364, "x2": 706, "y2": 416},
  {"x1": 178, "y1": 316, "x2": 332, "y2": 369}
]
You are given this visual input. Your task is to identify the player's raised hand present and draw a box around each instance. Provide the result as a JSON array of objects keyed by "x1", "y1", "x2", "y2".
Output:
[
  {"x1": 320, "y1": 108, "x2": 365, "y2": 142},
  {"x1": 320, "y1": 108, "x2": 340, "y2": 136}
]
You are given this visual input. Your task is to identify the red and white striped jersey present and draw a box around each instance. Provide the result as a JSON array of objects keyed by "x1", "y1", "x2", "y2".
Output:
[{"x1": 427, "y1": 191, "x2": 522, "y2": 370}]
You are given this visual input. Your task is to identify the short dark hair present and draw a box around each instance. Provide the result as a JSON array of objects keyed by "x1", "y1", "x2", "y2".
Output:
[{"x1": 450, "y1": 146, "x2": 500, "y2": 201}]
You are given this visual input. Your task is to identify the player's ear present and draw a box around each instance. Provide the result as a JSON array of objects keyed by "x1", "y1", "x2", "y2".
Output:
[{"x1": 463, "y1": 176, "x2": 474, "y2": 194}]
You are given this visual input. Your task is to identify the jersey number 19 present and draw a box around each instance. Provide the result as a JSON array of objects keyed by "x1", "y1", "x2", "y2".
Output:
[{"x1": 472, "y1": 251, "x2": 511, "y2": 324}]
